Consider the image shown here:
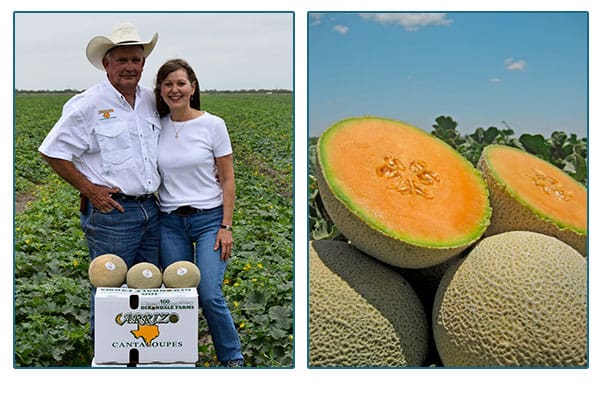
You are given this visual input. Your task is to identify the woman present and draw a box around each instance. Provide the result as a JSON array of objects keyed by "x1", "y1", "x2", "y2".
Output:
[{"x1": 154, "y1": 59, "x2": 243, "y2": 367}]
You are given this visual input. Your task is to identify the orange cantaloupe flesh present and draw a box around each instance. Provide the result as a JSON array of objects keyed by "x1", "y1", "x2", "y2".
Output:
[
  {"x1": 483, "y1": 145, "x2": 586, "y2": 233},
  {"x1": 319, "y1": 117, "x2": 490, "y2": 248}
]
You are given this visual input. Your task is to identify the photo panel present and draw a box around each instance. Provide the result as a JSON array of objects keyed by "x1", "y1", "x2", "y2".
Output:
[{"x1": 307, "y1": 11, "x2": 588, "y2": 368}]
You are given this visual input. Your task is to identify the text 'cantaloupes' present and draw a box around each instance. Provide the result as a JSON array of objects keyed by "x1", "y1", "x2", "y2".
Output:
[
  {"x1": 316, "y1": 116, "x2": 491, "y2": 268},
  {"x1": 477, "y1": 144, "x2": 587, "y2": 256}
]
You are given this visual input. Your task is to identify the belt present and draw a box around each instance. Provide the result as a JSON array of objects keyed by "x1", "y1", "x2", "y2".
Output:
[
  {"x1": 111, "y1": 193, "x2": 154, "y2": 202},
  {"x1": 172, "y1": 205, "x2": 219, "y2": 216}
]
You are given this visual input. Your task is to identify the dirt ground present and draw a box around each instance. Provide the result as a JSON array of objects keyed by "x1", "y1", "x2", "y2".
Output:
[{"x1": 15, "y1": 191, "x2": 35, "y2": 214}]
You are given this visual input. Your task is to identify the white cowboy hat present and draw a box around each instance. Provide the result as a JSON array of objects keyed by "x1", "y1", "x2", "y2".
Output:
[{"x1": 86, "y1": 22, "x2": 158, "y2": 71}]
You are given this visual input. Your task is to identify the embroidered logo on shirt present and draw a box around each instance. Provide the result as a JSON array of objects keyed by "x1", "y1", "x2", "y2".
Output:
[{"x1": 98, "y1": 109, "x2": 116, "y2": 119}]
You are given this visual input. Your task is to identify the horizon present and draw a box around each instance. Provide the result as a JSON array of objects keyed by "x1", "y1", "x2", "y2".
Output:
[{"x1": 14, "y1": 88, "x2": 293, "y2": 93}]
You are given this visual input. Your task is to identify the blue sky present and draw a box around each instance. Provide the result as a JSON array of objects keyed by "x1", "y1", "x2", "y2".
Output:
[{"x1": 308, "y1": 12, "x2": 588, "y2": 138}]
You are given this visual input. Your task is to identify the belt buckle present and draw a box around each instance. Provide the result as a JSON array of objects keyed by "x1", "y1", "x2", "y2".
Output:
[
  {"x1": 112, "y1": 193, "x2": 150, "y2": 201},
  {"x1": 176, "y1": 206, "x2": 195, "y2": 216}
]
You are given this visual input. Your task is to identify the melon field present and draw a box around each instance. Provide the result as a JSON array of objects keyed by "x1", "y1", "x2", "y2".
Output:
[
  {"x1": 309, "y1": 115, "x2": 588, "y2": 367},
  {"x1": 14, "y1": 91, "x2": 293, "y2": 367}
]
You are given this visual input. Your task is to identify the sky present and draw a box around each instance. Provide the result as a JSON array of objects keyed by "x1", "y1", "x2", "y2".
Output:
[
  {"x1": 308, "y1": 12, "x2": 588, "y2": 138},
  {"x1": 14, "y1": 12, "x2": 293, "y2": 91}
]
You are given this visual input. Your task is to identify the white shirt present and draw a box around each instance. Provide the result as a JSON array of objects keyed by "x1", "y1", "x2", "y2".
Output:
[
  {"x1": 157, "y1": 112, "x2": 232, "y2": 212},
  {"x1": 38, "y1": 76, "x2": 161, "y2": 196}
]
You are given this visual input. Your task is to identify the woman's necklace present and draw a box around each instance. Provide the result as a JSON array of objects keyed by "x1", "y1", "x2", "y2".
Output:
[
  {"x1": 171, "y1": 110, "x2": 203, "y2": 138},
  {"x1": 171, "y1": 119, "x2": 186, "y2": 139}
]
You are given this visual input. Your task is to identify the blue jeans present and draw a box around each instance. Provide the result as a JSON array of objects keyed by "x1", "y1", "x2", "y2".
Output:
[
  {"x1": 81, "y1": 197, "x2": 160, "y2": 334},
  {"x1": 160, "y1": 206, "x2": 243, "y2": 364}
]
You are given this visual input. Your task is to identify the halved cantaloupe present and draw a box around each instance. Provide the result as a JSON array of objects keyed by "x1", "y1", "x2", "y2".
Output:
[
  {"x1": 477, "y1": 144, "x2": 587, "y2": 256},
  {"x1": 316, "y1": 116, "x2": 491, "y2": 268}
]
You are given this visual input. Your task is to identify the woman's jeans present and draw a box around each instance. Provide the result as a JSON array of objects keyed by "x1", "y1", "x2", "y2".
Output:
[
  {"x1": 160, "y1": 205, "x2": 243, "y2": 364},
  {"x1": 80, "y1": 196, "x2": 160, "y2": 335}
]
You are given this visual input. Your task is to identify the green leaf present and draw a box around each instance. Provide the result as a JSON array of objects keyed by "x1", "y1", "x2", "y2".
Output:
[
  {"x1": 519, "y1": 134, "x2": 551, "y2": 161},
  {"x1": 483, "y1": 127, "x2": 500, "y2": 144},
  {"x1": 269, "y1": 305, "x2": 292, "y2": 321},
  {"x1": 244, "y1": 290, "x2": 268, "y2": 310},
  {"x1": 551, "y1": 131, "x2": 567, "y2": 148},
  {"x1": 564, "y1": 153, "x2": 587, "y2": 183},
  {"x1": 269, "y1": 327, "x2": 289, "y2": 340}
]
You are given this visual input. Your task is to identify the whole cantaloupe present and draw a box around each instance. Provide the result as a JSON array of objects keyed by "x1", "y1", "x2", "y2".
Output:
[
  {"x1": 126, "y1": 262, "x2": 162, "y2": 289},
  {"x1": 309, "y1": 240, "x2": 429, "y2": 367},
  {"x1": 433, "y1": 231, "x2": 587, "y2": 367},
  {"x1": 316, "y1": 116, "x2": 490, "y2": 269},
  {"x1": 88, "y1": 254, "x2": 127, "y2": 287},
  {"x1": 163, "y1": 261, "x2": 201, "y2": 288}
]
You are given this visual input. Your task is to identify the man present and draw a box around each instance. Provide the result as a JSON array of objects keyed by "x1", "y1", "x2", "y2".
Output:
[{"x1": 38, "y1": 23, "x2": 161, "y2": 331}]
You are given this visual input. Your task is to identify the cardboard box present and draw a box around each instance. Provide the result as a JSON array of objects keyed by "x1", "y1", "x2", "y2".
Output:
[
  {"x1": 91, "y1": 357, "x2": 196, "y2": 368},
  {"x1": 94, "y1": 287, "x2": 198, "y2": 365}
]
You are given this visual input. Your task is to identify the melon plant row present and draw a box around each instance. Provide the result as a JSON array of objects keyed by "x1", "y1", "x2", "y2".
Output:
[{"x1": 309, "y1": 116, "x2": 587, "y2": 367}]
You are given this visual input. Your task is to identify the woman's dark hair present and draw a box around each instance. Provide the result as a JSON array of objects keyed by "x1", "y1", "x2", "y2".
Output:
[{"x1": 154, "y1": 58, "x2": 201, "y2": 117}]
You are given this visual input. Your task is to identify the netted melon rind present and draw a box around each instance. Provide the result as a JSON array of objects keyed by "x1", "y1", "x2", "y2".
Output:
[
  {"x1": 309, "y1": 240, "x2": 429, "y2": 367},
  {"x1": 433, "y1": 231, "x2": 587, "y2": 367}
]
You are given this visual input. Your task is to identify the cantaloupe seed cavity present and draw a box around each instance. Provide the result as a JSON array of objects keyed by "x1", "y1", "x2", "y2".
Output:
[{"x1": 376, "y1": 157, "x2": 441, "y2": 199}]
